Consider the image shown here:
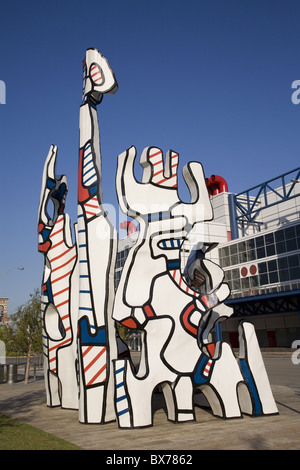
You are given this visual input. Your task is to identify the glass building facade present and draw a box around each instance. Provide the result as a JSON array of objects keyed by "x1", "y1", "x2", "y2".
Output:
[{"x1": 219, "y1": 222, "x2": 300, "y2": 298}]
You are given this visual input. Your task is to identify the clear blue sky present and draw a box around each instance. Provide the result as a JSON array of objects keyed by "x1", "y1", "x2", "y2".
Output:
[{"x1": 0, "y1": 0, "x2": 300, "y2": 315}]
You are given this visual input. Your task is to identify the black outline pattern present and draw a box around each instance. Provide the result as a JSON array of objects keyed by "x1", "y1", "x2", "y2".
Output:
[{"x1": 38, "y1": 48, "x2": 278, "y2": 429}]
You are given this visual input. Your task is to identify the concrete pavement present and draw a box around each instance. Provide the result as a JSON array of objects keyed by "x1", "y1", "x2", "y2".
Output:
[{"x1": 0, "y1": 351, "x2": 299, "y2": 451}]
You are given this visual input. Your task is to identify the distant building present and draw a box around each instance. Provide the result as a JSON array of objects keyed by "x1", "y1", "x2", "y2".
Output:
[
  {"x1": 116, "y1": 166, "x2": 300, "y2": 348},
  {"x1": 0, "y1": 298, "x2": 8, "y2": 324}
]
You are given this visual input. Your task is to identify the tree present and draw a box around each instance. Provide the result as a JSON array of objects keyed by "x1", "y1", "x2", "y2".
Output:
[
  {"x1": 116, "y1": 322, "x2": 130, "y2": 344},
  {"x1": 9, "y1": 289, "x2": 42, "y2": 384},
  {"x1": 0, "y1": 323, "x2": 13, "y2": 361}
]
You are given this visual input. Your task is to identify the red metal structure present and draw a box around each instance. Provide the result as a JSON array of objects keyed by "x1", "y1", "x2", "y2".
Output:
[
  {"x1": 120, "y1": 221, "x2": 137, "y2": 235},
  {"x1": 206, "y1": 175, "x2": 228, "y2": 196}
]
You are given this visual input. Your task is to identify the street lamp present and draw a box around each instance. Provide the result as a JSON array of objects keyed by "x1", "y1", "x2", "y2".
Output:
[{"x1": 0, "y1": 267, "x2": 24, "y2": 279}]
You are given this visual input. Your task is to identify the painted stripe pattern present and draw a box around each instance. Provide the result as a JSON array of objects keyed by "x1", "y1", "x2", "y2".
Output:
[
  {"x1": 84, "y1": 196, "x2": 102, "y2": 220},
  {"x1": 77, "y1": 184, "x2": 108, "y2": 393},
  {"x1": 82, "y1": 143, "x2": 97, "y2": 186},
  {"x1": 167, "y1": 259, "x2": 211, "y2": 310},
  {"x1": 149, "y1": 148, "x2": 178, "y2": 188},
  {"x1": 203, "y1": 359, "x2": 212, "y2": 377},
  {"x1": 181, "y1": 303, "x2": 198, "y2": 337},
  {"x1": 169, "y1": 267, "x2": 199, "y2": 297},
  {"x1": 90, "y1": 64, "x2": 103, "y2": 85},
  {"x1": 115, "y1": 360, "x2": 130, "y2": 425},
  {"x1": 45, "y1": 215, "x2": 77, "y2": 373},
  {"x1": 160, "y1": 238, "x2": 182, "y2": 249},
  {"x1": 82, "y1": 345, "x2": 107, "y2": 386},
  {"x1": 82, "y1": 61, "x2": 87, "y2": 102},
  {"x1": 77, "y1": 205, "x2": 93, "y2": 323}
]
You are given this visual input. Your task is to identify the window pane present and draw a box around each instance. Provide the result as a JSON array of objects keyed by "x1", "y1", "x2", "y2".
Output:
[
  {"x1": 246, "y1": 239, "x2": 255, "y2": 250},
  {"x1": 255, "y1": 236, "x2": 264, "y2": 248},
  {"x1": 259, "y1": 273, "x2": 268, "y2": 285},
  {"x1": 269, "y1": 271, "x2": 278, "y2": 283},
  {"x1": 257, "y1": 246, "x2": 266, "y2": 259},
  {"x1": 285, "y1": 226, "x2": 295, "y2": 239},
  {"x1": 286, "y1": 238, "x2": 297, "y2": 252},
  {"x1": 222, "y1": 257, "x2": 230, "y2": 268},
  {"x1": 275, "y1": 230, "x2": 285, "y2": 242},
  {"x1": 279, "y1": 269, "x2": 289, "y2": 282},
  {"x1": 288, "y1": 255, "x2": 299, "y2": 268},
  {"x1": 230, "y1": 244, "x2": 237, "y2": 255},
  {"x1": 239, "y1": 252, "x2": 248, "y2": 264},
  {"x1": 278, "y1": 257, "x2": 288, "y2": 270},
  {"x1": 266, "y1": 244, "x2": 275, "y2": 256},
  {"x1": 290, "y1": 267, "x2": 300, "y2": 280},
  {"x1": 258, "y1": 262, "x2": 267, "y2": 273},
  {"x1": 265, "y1": 233, "x2": 274, "y2": 245},
  {"x1": 230, "y1": 254, "x2": 239, "y2": 265},
  {"x1": 232, "y1": 279, "x2": 241, "y2": 290},
  {"x1": 225, "y1": 246, "x2": 230, "y2": 257},
  {"x1": 232, "y1": 268, "x2": 240, "y2": 279},
  {"x1": 250, "y1": 275, "x2": 259, "y2": 287},
  {"x1": 276, "y1": 241, "x2": 286, "y2": 254},
  {"x1": 246, "y1": 239, "x2": 256, "y2": 260},
  {"x1": 247, "y1": 249, "x2": 256, "y2": 261},
  {"x1": 238, "y1": 241, "x2": 246, "y2": 253},
  {"x1": 268, "y1": 259, "x2": 277, "y2": 272}
]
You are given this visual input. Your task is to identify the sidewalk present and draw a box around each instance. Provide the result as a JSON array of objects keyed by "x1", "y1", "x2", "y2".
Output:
[{"x1": 0, "y1": 352, "x2": 299, "y2": 450}]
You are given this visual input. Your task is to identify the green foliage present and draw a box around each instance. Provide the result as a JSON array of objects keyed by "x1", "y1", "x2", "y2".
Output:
[
  {"x1": 116, "y1": 321, "x2": 130, "y2": 343},
  {"x1": 0, "y1": 289, "x2": 42, "y2": 356},
  {"x1": 0, "y1": 323, "x2": 14, "y2": 354},
  {"x1": 0, "y1": 413, "x2": 82, "y2": 450}
]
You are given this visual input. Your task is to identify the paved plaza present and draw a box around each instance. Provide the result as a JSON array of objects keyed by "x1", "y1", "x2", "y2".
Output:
[{"x1": 0, "y1": 350, "x2": 299, "y2": 451}]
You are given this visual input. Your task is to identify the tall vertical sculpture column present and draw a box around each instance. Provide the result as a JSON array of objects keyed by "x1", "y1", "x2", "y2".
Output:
[
  {"x1": 38, "y1": 48, "x2": 119, "y2": 423},
  {"x1": 76, "y1": 49, "x2": 118, "y2": 423},
  {"x1": 38, "y1": 145, "x2": 79, "y2": 410}
]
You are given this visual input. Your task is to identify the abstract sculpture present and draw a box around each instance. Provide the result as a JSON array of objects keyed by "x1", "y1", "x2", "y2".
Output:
[
  {"x1": 112, "y1": 147, "x2": 278, "y2": 427},
  {"x1": 38, "y1": 144, "x2": 78, "y2": 410},
  {"x1": 38, "y1": 48, "x2": 278, "y2": 428},
  {"x1": 76, "y1": 49, "x2": 118, "y2": 424},
  {"x1": 38, "y1": 49, "x2": 119, "y2": 423}
]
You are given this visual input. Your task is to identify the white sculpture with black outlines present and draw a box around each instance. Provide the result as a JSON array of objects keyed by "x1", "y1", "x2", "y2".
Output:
[
  {"x1": 39, "y1": 48, "x2": 278, "y2": 429},
  {"x1": 38, "y1": 145, "x2": 79, "y2": 410},
  {"x1": 76, "y1": 48, "x2": 119, "y2": 424},
  {"x1": 113, "y1": 145, "x2": 278, "y2": 427},
  {"x1": 39, "y1": 49, "x2": 119, "y2": 423}
]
